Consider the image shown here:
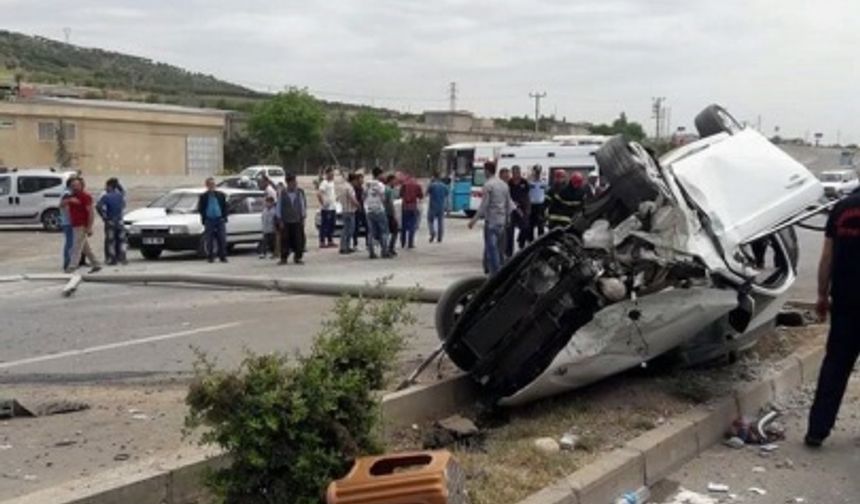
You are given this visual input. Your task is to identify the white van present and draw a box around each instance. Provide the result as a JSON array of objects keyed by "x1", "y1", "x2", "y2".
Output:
[
  {"x1": 0, "y1": 168, "x2": 76, "y2": 230},
  {"x1": 497, "y1": 142, "x2": 603, "y2": 184}
]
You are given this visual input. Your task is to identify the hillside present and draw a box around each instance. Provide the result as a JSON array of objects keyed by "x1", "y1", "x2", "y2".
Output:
[{"x1": 0, "y1": 30, "x2": 258, "y2": 98}]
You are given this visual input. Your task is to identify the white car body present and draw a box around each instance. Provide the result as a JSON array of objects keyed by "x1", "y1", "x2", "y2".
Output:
[
  {"x1": 126, "y1": 188, "x2": 265, "y2": 259},
  {"x1": 0, "y1": 168, "x2": 76, "y2": 230},
  {"x1": 818, "y1": 169, "x2": 859, "y2": 199},
  {"x1": 500, "y1": 129, "x2": 823, "y2": 405},
  {"x1": 239, "y1": 165, "x2": 287, "y2": 186}
]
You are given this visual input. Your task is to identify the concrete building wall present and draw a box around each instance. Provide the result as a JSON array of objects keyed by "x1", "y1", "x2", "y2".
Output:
[{"x1": 0, "y1": 99, "x2": 226, "y2": 177}]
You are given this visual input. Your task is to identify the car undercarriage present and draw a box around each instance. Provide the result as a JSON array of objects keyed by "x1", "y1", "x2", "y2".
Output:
[{"x1": 434, "y1": 105, "x2": 826, "y2": 406}]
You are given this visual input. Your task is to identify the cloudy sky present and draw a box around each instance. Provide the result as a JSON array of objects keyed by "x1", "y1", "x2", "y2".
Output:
[{"x1": 4, "y1": 0, "x2": 858, "y2": 142}]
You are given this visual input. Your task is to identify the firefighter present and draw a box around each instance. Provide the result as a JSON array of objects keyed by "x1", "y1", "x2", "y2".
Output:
[{"x1": 546, "y1": 171, "x2": 587, "y2": 230}]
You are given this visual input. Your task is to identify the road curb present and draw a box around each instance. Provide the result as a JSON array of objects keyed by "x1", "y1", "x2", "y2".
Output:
[
  {"x1": 16, "y1": 271, "x2": 445, "y2": 303},
  {"x1": 515, "y1": 344, "x2": 826, "y2": 504},
  {"x1": 0, "y1": 374, "x2": 477, "y2": 504}
]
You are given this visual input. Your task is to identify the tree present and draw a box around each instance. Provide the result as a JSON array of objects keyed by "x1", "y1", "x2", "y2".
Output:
[
  {"x1": 395, "y1": 134, "x2": 448, "y2": 176},
  {"x1": 588, "y1": 112, "x2": 646, "y2": 141},
  {"x1": 248, "y1": 89, "x2": 326, "y2": 167},
  {"x1": 349, "y1": 111, "x2": 401, "y2": 167}
]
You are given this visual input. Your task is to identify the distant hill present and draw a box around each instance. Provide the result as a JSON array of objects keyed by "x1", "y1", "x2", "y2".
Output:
[{"x1": 0, "y1": 30, "x2": 259, "y2": 98}]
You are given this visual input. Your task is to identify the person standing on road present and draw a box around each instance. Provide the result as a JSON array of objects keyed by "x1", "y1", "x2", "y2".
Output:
[
  {"x1": 338, "y1": 173, "x2": 360, "y2": 254},
  {"x1": 259, "y1": 196, "x2": 277, "y2": 259},
  {"x1": 364, "y1": 167, "x2": 390, "y2": 259},
  {"x1": 527, "y1": 165, "x2": 547, "y2": 243},
  {"x1": 806, "y1": 187, "x2": 860, "y2": 447},
  {"x1": 427, "y1": 172, "x2": 449, "y2": 243},
  {"x1": 399, "y1": 172, "x2": 423, "y2": 249},
  {"x1": 59, "y1": 177, "x2": 75, "y2": 271},
  {"x1": 277, "y1": 174, "x2": 307, "y2": 265},
  {"x1": 506, "y1": 165, "x2": 531, "y2": 256},
  {"x1": 546, "y1": 171, "x2": 587, "y2": 230},
  {"x1": 468, "y1": 161, "x2": 511, "y2": 276},
  {"x1": 384, "y1": 174, "x2": 401, "y2": 257},
  {"x1": 96, "y1": 178, "x2": 127, "y2": 265},
  {"x1": 65, "y1": 177, "x2": 101, "y2": 273},
  {"x1": 317, "y1": 168, "x2": 337, "y2": 249},
  {"x1": 353, "y1": 172, "x2": 368, "y2": 250},
  {"x1": 197, "y1": 177, "x2": 229, "y2": 263}
]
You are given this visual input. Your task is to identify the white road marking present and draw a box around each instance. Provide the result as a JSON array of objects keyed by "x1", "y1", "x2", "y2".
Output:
[{"x1": 0, "y1": 322, "x2": 242, "y2": 370}]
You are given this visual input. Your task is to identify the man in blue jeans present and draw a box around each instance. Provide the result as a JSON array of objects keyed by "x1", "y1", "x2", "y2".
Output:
[
  {"x1": 59, "y1": 177, "x2": 75, "y2": 271},
  {"x1": 468, "y1": 161, "x2": 511, "y2": 275},
  {"x1": 364, "y1": 167, "x2": 390, "y2": 259},
  {"x1": 427, "y1": 173, "x2": 449, "y2": 243},
  {"x1": 399, "y1": 173, "x2": 423, "y2": 249},
  {"x1": 197, "y1": 177, "x2": 229, "y2": 263},
  {"x1": 96, "y1": 178, "x2": 127, "y2": 265},
  {"x1": 317, "y1": 168, "x2": 337, "y2": 248}
]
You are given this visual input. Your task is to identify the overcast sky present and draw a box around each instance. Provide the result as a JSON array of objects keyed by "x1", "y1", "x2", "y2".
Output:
[{"x1": 3, "y1": 0, "x2": 858, "y2": 142}]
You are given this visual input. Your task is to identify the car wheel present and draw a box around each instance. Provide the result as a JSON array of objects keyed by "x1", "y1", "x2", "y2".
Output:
[
  {"x1": 435, "y1": 275, "x2": 487, "y2": 343},
  {"x1": 694, "y1": 104, "x2": 743, "y2": 138},
  {"x1": 464, "y1": 210, "x2": 477, "y2": 218},
  {"x1": 41, "y1": 208, "x2": 62, "y2": 232},
  {"x1": 141, "y1": 247, "x2": 163, "y2": 260}
]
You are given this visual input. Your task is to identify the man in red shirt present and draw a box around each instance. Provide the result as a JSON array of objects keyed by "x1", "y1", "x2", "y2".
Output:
[
  {"x1": 399, "y1": 172, "x2": 423, "y2": 249},
  {"x1": 64, "y1": 177, "x2": 101, "y2": 273}
]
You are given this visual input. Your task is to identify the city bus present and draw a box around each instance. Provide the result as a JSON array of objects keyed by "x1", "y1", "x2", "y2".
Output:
[{"x1": 441, "y1": 142, "x2": 506, "y2": 216}]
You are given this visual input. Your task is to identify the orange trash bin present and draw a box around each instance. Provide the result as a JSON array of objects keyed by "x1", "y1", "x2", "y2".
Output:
[{"x1": 326, "y1": 450, "x2": 468, "y2": 504}]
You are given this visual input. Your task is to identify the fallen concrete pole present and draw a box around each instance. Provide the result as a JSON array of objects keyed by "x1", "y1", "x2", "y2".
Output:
[
  {"x1": 79, "y1": 272, "x2": 445, "y2": 303},
  {"x1": 61, "y1": 274, "x2": 83, "y2": 297}
]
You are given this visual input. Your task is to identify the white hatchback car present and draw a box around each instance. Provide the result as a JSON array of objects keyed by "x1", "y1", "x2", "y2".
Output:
[
  {"x1": 238, "y1": 165, "x2": 286, "y2": 186},
  {"x1": 0, "y1": 168, "x2": 76, "y2": 230},
  {"x1": 819, "y1": 169, "x2": 859, "y2": 199},
  {"x1": 125, "y1": 188, "x2": 265, "y2": 260}
]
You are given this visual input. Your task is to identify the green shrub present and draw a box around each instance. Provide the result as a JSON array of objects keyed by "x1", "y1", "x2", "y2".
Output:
[{"x1": 185, "y1": 294, "x2": 415, "y2": 504}]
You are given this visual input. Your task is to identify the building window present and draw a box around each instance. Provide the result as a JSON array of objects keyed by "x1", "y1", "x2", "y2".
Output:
[
  {"x1": 0, "y1": 117, "x2": 14, "y2": 129},
  {"x1": 36, "y1": 122, "x2": 76, "y2": 142},
  {"x1": 186, "y1": 136, "x2": 220, "y2": 176}
]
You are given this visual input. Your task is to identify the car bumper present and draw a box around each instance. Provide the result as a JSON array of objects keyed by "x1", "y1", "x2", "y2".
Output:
[{"x1": 128, "y1": 234, "x2": 202, "y2": 251}]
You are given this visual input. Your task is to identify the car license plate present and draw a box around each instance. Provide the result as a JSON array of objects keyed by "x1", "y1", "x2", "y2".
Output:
[{"x1": 142, "y1": 237, "x2": 164, "y2": 245}]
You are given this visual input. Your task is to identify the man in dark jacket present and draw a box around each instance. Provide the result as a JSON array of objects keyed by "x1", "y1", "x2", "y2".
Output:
[
  {"x1": 546, "y1": 171, "x2": 587, "y2": 230},
  {"x1": 506, "y1": 165, "x2": 531, "y2": 256},
  {"x1": 276, "y1": 173, "x2": 307, "y2": 265},
  {"x1": 198, "y1": 177, "x2": 229, "y2": 263}
]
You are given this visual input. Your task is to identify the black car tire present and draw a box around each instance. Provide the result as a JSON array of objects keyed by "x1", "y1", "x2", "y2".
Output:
[
  {"x1": 435, "y1": 275, "x2": 487, "y2": 344},
  {"x1": 40, "y1": 208, "x2": 62, "y2": 232},
  {"x1": 141, "y1": 247, "x2": 163, "y2": 260},
  {"x1": 694, "y1": 104, "x2": 743, "y2": 138}
]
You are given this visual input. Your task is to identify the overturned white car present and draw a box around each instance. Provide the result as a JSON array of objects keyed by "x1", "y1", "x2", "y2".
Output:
[{"x1": 435, "y1": 105, "x2": 826, "y2": 406}]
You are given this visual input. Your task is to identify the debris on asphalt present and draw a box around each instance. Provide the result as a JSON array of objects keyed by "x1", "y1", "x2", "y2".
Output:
[
  {"x1": 0, "y1": 444, "x2": 12, "y2": 450},
  {"x1": 30, "y1": 400, "x2": 90, "y2": 417},
  {"x1": 752, "y1": 465, "x2": 767, "y2": 473},
  {"x1": 706, "y1": 482, "x2": 729, "y2": 493},
  {"x1": 422, "y1": 415, "x2": 481, "y2": 450},
  {"x1": 54, "y1": 439, "x2": 77, "y2": 447},
  {"x1": 724, "y1": 436, "x2": 745, "y2": 449},
  {"x1": 0, "y1": 399, "x2": 34, "y2": 419},
  {"x1": 760, "y1": 443, "x2": 780, "y2": 453},
  {"x1": 559, "y1": 432, "x2": 579, "y2": 451},
  {"x1": 113, "y1": 453, "x2": 130, "y2": 461},
  {"x1": 775, "y1": 458, "x2": 795, "y2": 470},
  {"x1": 22, "y1": 474, "x2": 37, "y2": 482},
  {"x1": 662, "y1": 488, "x2": 718, "y2": 504},
  {"x1": 532, "y1": 437, "x2": 561, "y2": 454},
  {"x1": 726, "y1": 410, "x2": 784, "y2": 446},
  {"x1": 131, "y1": 413, "x2": 149, "y2": 421},
  {"x1": 748, "y1": 487, "x2": 767, "y2": 495}
]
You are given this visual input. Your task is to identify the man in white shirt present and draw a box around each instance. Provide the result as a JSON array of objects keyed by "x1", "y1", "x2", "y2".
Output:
[
  {"x1": 364, "y1": 167, "x2": 390, "y2": 259},
  {"x1": 317, "y1": 167, "x2": 337, "y2": 248}
]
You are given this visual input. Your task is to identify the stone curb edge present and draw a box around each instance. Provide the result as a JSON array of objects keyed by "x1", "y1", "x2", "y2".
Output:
[
  {"x1": 517, "y1": 344, "x2": 826, "y2": 504},
  {"x1": 1, "y1": 374, "x2": 478, "y2": 504}
]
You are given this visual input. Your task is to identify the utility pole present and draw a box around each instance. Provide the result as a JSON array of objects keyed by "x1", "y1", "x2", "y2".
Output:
[
  {"x1": 448, "y1": 82, "x2": 457, "y2": 112},
  {"x1": 529, "y1": 91, "x2": 547, "y2": 133},
  {"x1": 651, "y1": 97, "x2": 665, "y2": 140},
  {"x1": 63, "y1": 27, "x2": 72, "y2": 44}
]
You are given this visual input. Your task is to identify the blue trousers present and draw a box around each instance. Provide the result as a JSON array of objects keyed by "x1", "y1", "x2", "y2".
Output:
[
  {"x1": 483, "y1": 224, "x2": 504, "y2": 275},
  {"x1": 400, "y1": 209, "x2": 418, "y2": 248},
  {"x1": 103, "y1": 219, "x2": 127, "y2": 264},
  {"x1": 340, "y1": 212, "x2": 355, "y2": 253},
  {"x1": 367, "y1": 211, "x2": 389, "y2": 258},
  {"x1": 428, "y1": 208, "x2": 445, "y2": 242},
  {"x1": 62, "y1": 224, "x2": 74, "y2": 271},
  {"x1": 204, "y1": 218, "x2": 227, "y2": 260},
  {"x1": 320, "y1": 209, "x2": 336, "y2": 245},
  {"x1": 808, "y1": 309, "x2": 860, "y2": 440}
]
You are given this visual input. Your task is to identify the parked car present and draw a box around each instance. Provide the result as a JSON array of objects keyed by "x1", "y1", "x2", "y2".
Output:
[
  {"x1": 435, "y1": 105, "x2": 827, "y2": 406},
  {"x1": 0, "y1": 168, "x2": 76, "y2": 230},
  {"x1": 819, "y1": 169, "x2": 859, "y2": 199},
  {"x1": 238, "y1": 165, "x2": 286, "y2": 186},
  {"x1": 126, "y1": 188, "x2": 265, "y2": 260}
]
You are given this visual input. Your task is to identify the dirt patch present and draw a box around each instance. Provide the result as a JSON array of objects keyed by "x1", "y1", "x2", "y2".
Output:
[{"x1": 387, "y1": 325, "x2": 827, "y2": 504}]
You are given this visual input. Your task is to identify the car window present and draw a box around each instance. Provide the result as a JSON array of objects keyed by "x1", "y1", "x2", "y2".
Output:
[
  {"x1": 268, "y1": 168, "x2": 285, "y2": 178},
  {"x1": 149, "y1": 192, "x2": 200, "y2": 212},
  {"x1": 0, "y1": 176, "x2": 10, "y2": 196},
  {"x1": 821, "y1": 173, "x2": 841, "y2": 182},
  {"x1": 17, "y1": 176, "x2": 62, "y2": 194},
  {"x1": 228, "y1": 195, "x2": 260, "y2": 214},
  {"x1": 239, "y1": 168, "x2": 259, "y2": 178}
]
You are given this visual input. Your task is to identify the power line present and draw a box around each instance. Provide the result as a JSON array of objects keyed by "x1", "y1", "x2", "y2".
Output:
[{"x1": 529, "y1": 91, "x2": 547, "y2": 133}]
